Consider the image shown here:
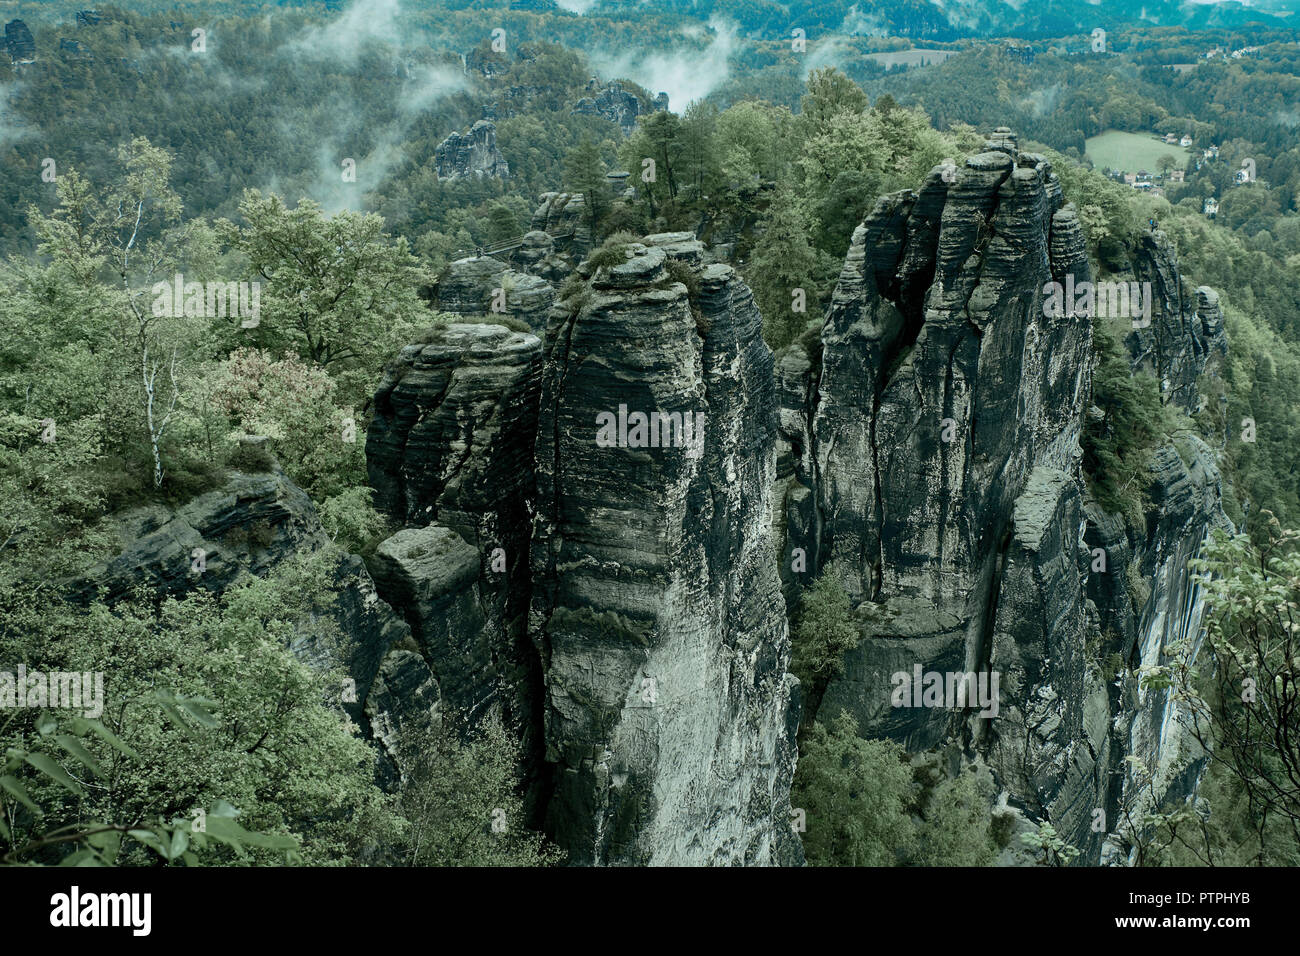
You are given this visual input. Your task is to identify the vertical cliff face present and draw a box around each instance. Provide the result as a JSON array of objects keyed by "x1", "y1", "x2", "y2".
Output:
[
  {"x1": 775, "y1": 128, "x2": 1228, "y2": 862},
  {"x1": 434, "y1": 120, "x2": 510, "y2": 181},
  {"x1": 366, "y1": 243, "x2": 798, "y2": 862},
  {"x1": 1126, "y1": 232, "x2": 1227, "y2": 415},
  {"x1": 811, "y1": 134, "x2": 1092, "y2": 611},
  {"x1": 361, "y1": 128, "x2": 1228, "y2": 864},
  {"x1": 798, "y1": 134, "x2": 1096, "y2": 766},
  {"x1": 529, "y1": 237, "x2": 799, "y2": 864},
  {"x1": 365, "y1": 324, "x2": 545, "y2": 785},
  {"x1": 1096, "y1": 232, "x2": 1230, "y2": 861}
]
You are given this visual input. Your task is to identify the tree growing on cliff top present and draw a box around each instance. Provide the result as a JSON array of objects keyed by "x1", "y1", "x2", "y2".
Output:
[
  {"x1": 216, "y1": 190, "x2": 429, "y2": 403},
  {"x1": 630, "y1": 110, "x2": 683, "y2": 211},
  {"x1": 747, "y1": 184, "x2": 822, "y2": 351},
  {"x1": 563, "y1": 135, "x2": 610, "y2": 239}
]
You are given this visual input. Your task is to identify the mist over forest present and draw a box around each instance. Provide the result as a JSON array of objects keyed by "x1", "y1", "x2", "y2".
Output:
[{"x1": 0, "y1": 0, "x2": 1298, "y2": 919}]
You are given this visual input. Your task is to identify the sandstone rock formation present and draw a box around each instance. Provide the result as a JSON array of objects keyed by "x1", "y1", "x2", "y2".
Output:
[
  {"x1": 1125, "y1": 232, "x2": 1227, "y2": 415},
  {"x1": 364, "y1": 647, "x2": 442, "y2": 783},
  {"x1": 286, "y1": 551, "x2": 413, "y2": 728},
  {"x1": 69, "y1": 469, "x2": 325, "y2": 602},
  {"x1": 65, "y1": 466, "x2": 412, "y2": 730},
  {"x1": 435, "y1": 120, "x2": 509, "y2": 181},
  {"x1": 432, "y1": 255, "x2": 555, "y2": 332},
  {"x1": 354, "y1": 128, "x2": 1227, "y2": 866},
  {"x1": 772, "y1": 128, "x2": 1227, "y2": 863},
  {"x1": 366, "y1": 236, "x2": 801, "y2": 862},
  {"x1": 570, "y1": 80, "x2": 663, "y2": 133},
  {"x1": 4, "y1": 20, "x2": 35, "y2": 64},
  {"x1": 58, "y1": 38, "x2": 93, "y2": 60},
  {"x1": 365, "y1": 323, "x2": 546, "y2": 793},
  {"x1": 529, "y1": 236, "x2": 800, "y2": 864},
  {"x1": 368, "y1": 526, "x2": 491, "y2": 722},
  {"x1": 531, "y1": 191, "x2": 592, "y2": 262},
  {"x1": 509, "y1": 230, "x2": 554, "y2": 273},
  {"x1": 366, "y1": 324, "x2": 542, "y2": 540}
]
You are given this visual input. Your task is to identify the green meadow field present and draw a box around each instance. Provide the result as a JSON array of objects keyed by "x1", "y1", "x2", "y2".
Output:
[{"x1": 1085, "y1": 129, "x2": 1192, "y2": 173}]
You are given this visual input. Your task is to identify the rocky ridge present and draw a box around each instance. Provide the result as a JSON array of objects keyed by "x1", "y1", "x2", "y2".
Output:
[
  {"x1": 771, "y1": 127, "x2": 1228, "y2": 863},
  {"x1": 570, "y1": 80, "x2": 667, "y2": 133},
  {"x1": 527, "y1": 236, "x2": 799, "y2": 864},
  {"x1": 435, "y1": 120, "x2": 509, "y2": 180},
  {"x1": 67, "y1": 123, "x2": 1232, "y2": 867}
]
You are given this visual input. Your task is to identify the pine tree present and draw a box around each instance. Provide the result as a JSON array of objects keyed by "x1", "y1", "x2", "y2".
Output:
[
  {"x1": 564, "y1": 136, "x2": 609, "y2": 238},
  {"x1": 486, "y1": 202, "x2": 520, "y2": 245},
  {"x1": 748, "y1": 184, "x2": 822, "y2": 350}
]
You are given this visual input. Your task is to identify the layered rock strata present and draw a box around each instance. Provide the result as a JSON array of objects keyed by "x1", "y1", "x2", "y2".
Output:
[
  {"x1": 528, "y1": 236, "x2": 800, "y2": 864},
  {"x1": 65, "y1": 467, "x2": 412, "y2": 731},
  {"x1": 774, "y1": 129, "x2": 1227, "y2": 863},
  {"x1": 365, "y1": 323, "x2": 546, "y2": 790},
  {"x1": 433, "y1": 255, "x2": 555, "y2": 333}
]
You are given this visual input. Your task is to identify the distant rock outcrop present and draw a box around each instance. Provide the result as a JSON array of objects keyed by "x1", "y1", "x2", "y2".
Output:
[
  {"x1": 4, "y1": 20, "x2": 36, "y2": 64},
  {"x1": 58, "y1": 38, "x2": 92, "y2": 60},
  {"x1": 571, "y1": 80, "x2": 665, "y2": 132},
  {"x1": 528, "y1": 192, "x2": 592, "y2": 275},
  {"x1": 435, "y1": 120, "x2": 509, "y2": 181}
]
